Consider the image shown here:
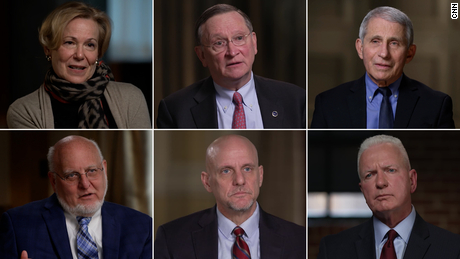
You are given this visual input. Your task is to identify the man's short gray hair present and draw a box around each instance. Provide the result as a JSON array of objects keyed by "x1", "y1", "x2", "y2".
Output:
[
  {"x1": 357, "y1": 134, "x2": 410, "y2": 179},
  {"x1": 359, "y1": 6, "x2": 414, "y2": 48}
]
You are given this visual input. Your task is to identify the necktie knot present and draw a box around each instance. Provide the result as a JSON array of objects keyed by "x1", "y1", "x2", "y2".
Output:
[
  {"x1": 233, "y1": 226, "x2": 246, "y2": 237},
  {"x1": 77, "y1": 216, "x2": 92, "y2": 227},
  {"x1": 386, "y1": 229, "x2": 398, "y2": 244},
  {"x1": 378, "y1": 87, "x2": 392, "y2": 97},
  {"x1": 233, "y1": 92, "x2": 243, "y2": 105}
]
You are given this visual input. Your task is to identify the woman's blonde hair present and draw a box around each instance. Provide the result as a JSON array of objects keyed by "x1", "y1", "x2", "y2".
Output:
[{"x1": 39, "y1": 1, "x2": 112, "y2": 58}]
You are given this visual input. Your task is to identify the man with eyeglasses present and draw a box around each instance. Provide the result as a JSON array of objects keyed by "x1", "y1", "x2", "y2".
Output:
[
  {"x1": 311, "y1": 6, "x2": 455, "y2": 129},
  {"x1": 157, "y1": 4, "x2": 306, "y2": 129},
  {"x1": 0, "y1": 135, "x2": 152, "y2": 259}
]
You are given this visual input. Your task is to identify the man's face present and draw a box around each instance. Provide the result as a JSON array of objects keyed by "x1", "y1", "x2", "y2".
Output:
[
  {"x1": 201, "y1": 137, "x2": 263, "y2": 217},
  {"x1": 195, "y1": 11, "x2": 258, "y2": 90},
  {"x1": 356, "y1": 17, "x2": 416, "y2": 87},
  {"x1": 359, "y1": 143, "x2": 417, "y2": 221},
  {"x1": 48, "y1": 139, "x2": 107, "y2": 217}
]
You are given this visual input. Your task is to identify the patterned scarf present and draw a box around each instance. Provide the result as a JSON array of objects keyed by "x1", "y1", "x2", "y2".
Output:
[{"x1": 44, "y1": 62, "x2": 115, "y2": 128}]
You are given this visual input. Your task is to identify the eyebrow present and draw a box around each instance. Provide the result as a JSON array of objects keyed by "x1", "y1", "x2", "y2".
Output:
[
  {"x1": 63, "y1": 36, "x2": 98, "y2": 42},
  {"x1": 62, "y1": 165, "x2": 99, "y2": 174}
]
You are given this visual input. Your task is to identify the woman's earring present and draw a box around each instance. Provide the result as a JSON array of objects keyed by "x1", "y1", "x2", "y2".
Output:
[
  {"x1": 46, "y1": 55, "x2": 51, "y2": 62},
  {"x1": 95, "y1": 59, "x2": 99, "y2": 65}
]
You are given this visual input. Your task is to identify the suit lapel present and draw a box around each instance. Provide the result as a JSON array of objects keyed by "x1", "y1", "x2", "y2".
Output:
[
  {"x1": 394, "y1": 75, "x2": 420, "y2": 128},
  {"x1": 190, "y1": 77, "x2": 218, "y2": 128},
  {"x1": 259, "y1": 208, "x2": 284, "y2": 258},
  {"x1": 355, "y1": 218, "x2": 376, "y2": 259},
  {"x1": 347, "y1": 76, "x2": 367, "y2": 128},
  {"x1": 254, "y1": 76, "x2": 284, "y2": 128},
  {"x1": 192, "y1": 207, "x2": 218, "y2": 259},
  {"x1": 42, "y1": 194, "x2": 73, "y2": 258},
  {"x1": 101, "y1": 204, "x2": 121, "y2": 258},
  {"x1": 403, "y1": 213, "x2": 430, "y2": 259}
]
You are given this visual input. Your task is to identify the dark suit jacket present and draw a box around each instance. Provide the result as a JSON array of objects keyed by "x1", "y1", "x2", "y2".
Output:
[
  {"x1": 311, "y1": 74, "x2": 455, "y2": 128},
  {"x1": 0, "y1": 193, "x2": 152, "y2": 258},
  {"x1": 154, "y1": 206, "x2": 306, "y2": 259},
  {"x1": 318, "y1": 213, "x2": 460, "y2": 259},
  {"x1": 157, "y1": 75, "x2": 306, "y2": 128}
]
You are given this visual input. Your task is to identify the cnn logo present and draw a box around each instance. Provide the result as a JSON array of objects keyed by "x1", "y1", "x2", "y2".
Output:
[{"x1": 453, "y1": 3, "x2": 458, "y2": 19}]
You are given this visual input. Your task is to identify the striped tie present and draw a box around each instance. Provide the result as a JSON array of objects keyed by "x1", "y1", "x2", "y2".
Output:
[
  {"x1": 232, "y1": 226, "x2": 251, "y2": 259},
  {"x1": 76, "y1": 217, "x2": 99, "y2": 259}
]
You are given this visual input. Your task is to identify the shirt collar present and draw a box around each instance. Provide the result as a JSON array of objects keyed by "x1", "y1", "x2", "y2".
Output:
[
  {"x1": 214, "y1": 72, "x2": 256, "y2": 113},
  {"x1": 64, "y1": 206, "x2": 102, "y2": 228},
  {"x1": 365, "y1": 73, "x2": 402, "y2": 103},
  {"x1": 217, "y1": 202, "x2": 260, "y2": 240},
  {"x1": 373, "y1": 205, "x2": 416, "y2": 245}
]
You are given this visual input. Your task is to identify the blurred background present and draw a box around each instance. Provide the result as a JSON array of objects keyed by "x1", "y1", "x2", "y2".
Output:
[
  {"x1": 154, "y1": 130, "x2": 306, "y2": 238},
  {"x1": 0, "y1": 131, "x2": 152, "y2": 217},
  {"x1": 154, "y1": 0, "x2": 306, "y2": 127},
  {"x1": 308, "y1": 131, "x2": 460, "y2": 258},
  {"x1": 308, "y1": 0, "x2": 460, "y2": 127},
  {"x1": 0, "y1": 0, "x2": 152, "y2": 128}
]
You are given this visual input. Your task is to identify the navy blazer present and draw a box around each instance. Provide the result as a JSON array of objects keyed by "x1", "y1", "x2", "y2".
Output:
[
  {"x1": 318, "y1": 213, "x2": 460, "y2": 259},
  {"x1": 0, "y1": 193, "x2": 152, "y2": 258},
  {"x1": 157, "y1": 75, "x2": 306, "y2": 128},
  {"x1": 154, "y1": 206, "x2": 306, "y2": 259},
  {"x1": 311, "y1": 74, "x2": 455, "y2": 128}
]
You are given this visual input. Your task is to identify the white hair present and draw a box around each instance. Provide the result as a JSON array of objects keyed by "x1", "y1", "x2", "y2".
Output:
[
  {"x1": 357, "y1": 134, "x2": 410, "y2": 179},
  {"x1": 47, "y1": 136, "x2": 103, "y2": 172},
  {"x1": 359, "y1": 6, "x2": 414, "y2": 48}
]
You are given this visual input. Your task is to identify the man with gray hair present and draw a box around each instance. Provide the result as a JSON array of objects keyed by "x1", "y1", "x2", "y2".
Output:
[
  {"x1": 318, "y1": 134, "x2": 460, "y2": 258},
  {"x1": 311, "y1": 6, "x2": 454, "y2": 129},
  {"x1": 0, "y1": 135, "x2": 152, "y2": 259},
  {"x1": 157, "y1": 4, "x2": 306, "y2": 129}
]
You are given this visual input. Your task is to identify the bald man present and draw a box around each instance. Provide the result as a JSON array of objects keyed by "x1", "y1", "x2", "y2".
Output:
[
  {"x1": 0, "y1": 135, "x2": 152, "y2": 259},
  {"x1": 154, "y1": 134, "x2": 305, "y2": 259}
]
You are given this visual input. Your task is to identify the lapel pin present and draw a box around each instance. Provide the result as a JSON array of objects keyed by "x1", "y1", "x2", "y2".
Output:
[{"x1": 272, "y1": 111, "x2": 278, "y2": 118}]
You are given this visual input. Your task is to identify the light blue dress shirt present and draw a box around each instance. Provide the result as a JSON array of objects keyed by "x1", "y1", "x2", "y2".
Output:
[
  {"x1": 373, "y1": 205, "x2": 416, "y2": 259},
  {"x1": 366, "y1": 73, "x2": 402, "y2": 129},
  {"x1": 216, "y1": 202, "x2": 260, "y2": 259},
  {"x1": 214, "y1": 72, "x2": 264, "y2": 129}
]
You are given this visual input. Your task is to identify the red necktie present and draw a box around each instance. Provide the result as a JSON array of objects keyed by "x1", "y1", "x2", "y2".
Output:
[
  {"x1": 232, "y1": 92, "x2": 246, "y2": 129},
  {"x1": 380, "y1": 229, "x2": 398, "y2": 259},
  {"x1": 232, "y1": 226, "x2": 251, "y2": 259}
]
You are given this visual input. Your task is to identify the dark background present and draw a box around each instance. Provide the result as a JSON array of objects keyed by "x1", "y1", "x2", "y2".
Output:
[
  {"x1": 154, "y1": 0, "x2": 306, "y2": 127},
  {"x1": 309, "y1": 130, "x2": 460, "y2": 258},
  {"x1": 0, "y1": 0, "x2": 152, "y2": 128}
]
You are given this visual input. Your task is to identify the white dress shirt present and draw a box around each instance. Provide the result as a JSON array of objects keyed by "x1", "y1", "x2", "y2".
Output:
[
  {"x1": 373, "y1": 205, "x2": 416, "y2": 259},
  {"x1": 65, "y1": 208, "x2": 103, "y2": 259},
  {"x1": 214, "y1": 72, "x2": 264, "y2": 129},
  {"x1": 216, "y1": 202, "x2": 260, "y2": 259}
]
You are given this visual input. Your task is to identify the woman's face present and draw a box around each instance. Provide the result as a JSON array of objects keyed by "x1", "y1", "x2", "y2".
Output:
[{"x1": 47, "y1": 18, "x2": 99, "y2": 84}]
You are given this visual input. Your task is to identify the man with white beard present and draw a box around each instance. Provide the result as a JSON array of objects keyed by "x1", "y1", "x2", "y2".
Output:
[{"x1": 0, "y1": 135, "x2": 152, "y2": 259}]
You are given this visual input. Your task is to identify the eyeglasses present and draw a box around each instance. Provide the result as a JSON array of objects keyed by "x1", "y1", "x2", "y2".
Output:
[
  {"x1": 203, "y1": 32, "x2": 252, "y2": 53},
  {"x1": 54, "y1": 165, "x2": 104, "y2": 185}
]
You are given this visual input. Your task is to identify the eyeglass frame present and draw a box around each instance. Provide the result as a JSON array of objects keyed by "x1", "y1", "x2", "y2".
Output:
[
  {"x1": 53, "y1": 163, "x2": 104, "y2": 185},
  {"x1": 201, "y1": 31, "x2": 253, "y2": 53}
]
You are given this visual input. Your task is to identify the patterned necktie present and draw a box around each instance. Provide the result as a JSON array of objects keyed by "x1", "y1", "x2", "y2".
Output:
[
  {"x1": 232, "y1": 92, "x2": 246, "y2": 129},
  {"x1": 378, "y1": 87, "x2": 394, "y2": 128},
  {"x1": 76, "y1": 217, "x2": 99, "y2": 259},
  {"x1": 380, "y1": 229, "x2": 398, "y2": 259},
  {"x1": 232, "y1": 226, "x2": 251, "y2": 259}
]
